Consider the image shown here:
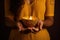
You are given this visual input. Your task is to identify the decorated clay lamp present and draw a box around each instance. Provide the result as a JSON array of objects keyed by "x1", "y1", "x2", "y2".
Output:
[{"x1": 20, "y1": 16, "x2": 38, "y2": 28}]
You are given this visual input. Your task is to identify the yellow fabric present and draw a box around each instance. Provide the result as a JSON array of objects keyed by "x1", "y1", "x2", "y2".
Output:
[
  {"x1": 9, "y1": 29, "x2": 50, "y2": 40},
  {"x1": 19, "y1": 0, "x2": 54, "y2": 20},
  {"x1": 45, "y1": 0, "x2": 55, "y2": 16},
  {"x1": 9, "y1": 0, "x2": 55, "y2": 40}
]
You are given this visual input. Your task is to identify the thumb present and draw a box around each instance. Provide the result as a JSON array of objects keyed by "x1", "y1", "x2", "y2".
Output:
[
  {"x1": 39, "y1": 20, "x2": 43, "y2": 30},
  {"x1": 17, "y1": 22, "x2": 23, "y2": 31}
]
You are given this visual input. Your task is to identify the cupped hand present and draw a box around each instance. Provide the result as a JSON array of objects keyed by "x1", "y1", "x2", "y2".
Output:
[
  {"x1": 32, "y1": 20, "x2": 44, "y2": 32},
  {"x1": 17, "y1": 22, "x2": 25, "y2": 31},
  {"x1": 17, "y1": 20, "x2": 44, "y2": 32}
]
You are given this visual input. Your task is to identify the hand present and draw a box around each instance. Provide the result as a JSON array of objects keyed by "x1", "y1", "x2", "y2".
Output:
[
  {"x1": 38, "y1": 20, "x2": 44, "y2": 30},
  {"x1": 17, "y1": 21, "x2": 34, "y2": 32},
  {"x1": 17, "y1": 22, "x2": 25, "y2": 31},
  {"x1": 17, "y1": 20, "x2": 43, "y2": 32},
  {"x1": 32, "y1": 20, "x2": 44, "y2": 32}
]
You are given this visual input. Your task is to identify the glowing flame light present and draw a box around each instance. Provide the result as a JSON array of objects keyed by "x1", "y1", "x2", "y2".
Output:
[
  {"x1": 22, "y1": 16, "x2": 33, "y2": 20},
  {"x1": 29, "y1": 16, "x2": 32, "y2": 20}
]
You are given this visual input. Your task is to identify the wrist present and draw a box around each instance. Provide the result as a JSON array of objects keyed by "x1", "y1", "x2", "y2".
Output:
[{"x1": 43, "y1": 19, "x2": 54, "y2": 28}]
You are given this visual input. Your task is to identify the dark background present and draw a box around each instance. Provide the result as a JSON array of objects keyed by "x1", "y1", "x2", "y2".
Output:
[{"x1": 0, "y1": 0, "x2": 60, "y2": 40}]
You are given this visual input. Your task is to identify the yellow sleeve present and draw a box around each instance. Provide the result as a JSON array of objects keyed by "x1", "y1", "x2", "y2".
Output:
[{"x1": 45, "y1": 0, "x2": 55, "y2": 16}]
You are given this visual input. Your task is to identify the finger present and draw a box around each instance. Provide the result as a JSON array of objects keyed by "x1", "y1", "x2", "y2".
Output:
[
  {"x1": 17, "y1": 22, "x2": 24, "y2": 31},
  {"x1": 31, "y1": 29, "x2": 34, "y2": 32},
  {"x1": 27, "y1": 27, "x2": 34, "y2": 32},
  {"x1": 39, "y1": 20, "x2": 43, "y2": 30},
  {"x1": 17, "y1": 22, "x2": 21, "y2": 31},
  {"x1": 28, "y1": 27, "x2": 33, "y2": 30},
  {"x1": 19, "y1": 26, "x2": 25, "y2": 31},
  {"x1": 32, "y1": 27, "x2": 39, "y2": 32},
  {"x1": 18, "y1": 25, "x2": 22, "y2": 31}
]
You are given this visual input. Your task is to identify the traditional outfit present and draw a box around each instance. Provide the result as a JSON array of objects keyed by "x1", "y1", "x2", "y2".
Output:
[{"x1": 9, "y1": 0, "x2": 55, "y2": 40}]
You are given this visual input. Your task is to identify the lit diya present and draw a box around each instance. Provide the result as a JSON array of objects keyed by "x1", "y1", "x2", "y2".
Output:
[{"x1": 19, "y1": 16, "x2": 38, "y2": 28}]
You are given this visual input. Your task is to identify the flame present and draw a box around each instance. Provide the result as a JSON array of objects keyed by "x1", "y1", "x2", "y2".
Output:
[
  {"x1": 22, "y1": 16, "x2": 33, "y2": 20},
  {"x1": 29, "y1": 16, "x2": 32, "y2": 20}
]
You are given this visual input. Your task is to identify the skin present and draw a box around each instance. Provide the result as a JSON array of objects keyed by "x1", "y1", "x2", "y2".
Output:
[
  {"x1": 17, "y1": 16, "x2": 54, "y2": 32},
  {"x1": 44, "y1": 16, "x2": 54, "y2": 27}
]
